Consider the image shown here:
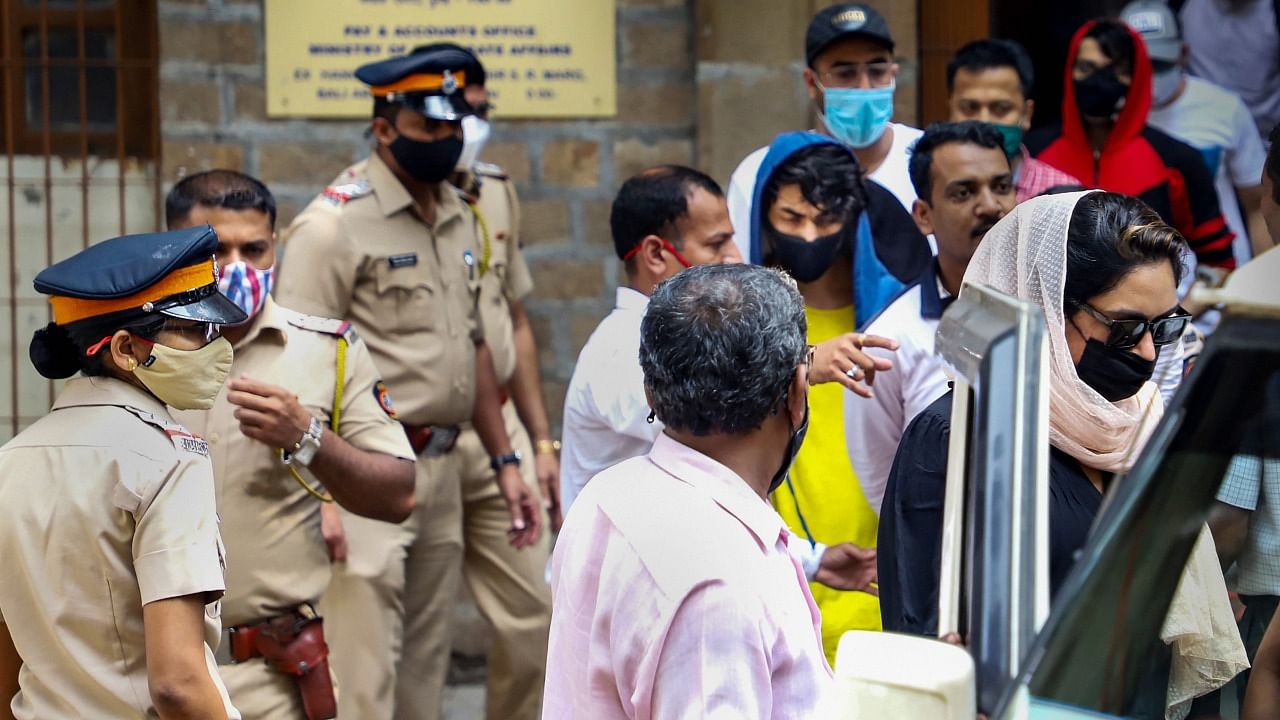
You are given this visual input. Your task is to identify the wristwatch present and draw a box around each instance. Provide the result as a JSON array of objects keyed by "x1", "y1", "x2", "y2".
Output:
[
  {"x1": 283, "y1": 416, "x2": 324, "y2": 467},
  {"x1": 490, "y1": 451, "x2": 523, "y2": 472}
]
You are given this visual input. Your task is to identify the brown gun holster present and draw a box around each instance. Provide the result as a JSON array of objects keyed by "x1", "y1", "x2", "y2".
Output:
[{"x1": 228, "y1": 610, "x2": 336, "y2": 720}]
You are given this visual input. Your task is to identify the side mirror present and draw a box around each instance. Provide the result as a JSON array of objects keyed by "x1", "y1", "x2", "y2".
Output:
[{"x1": 818, "y1": 630, "x2": 975, "y2": 719}]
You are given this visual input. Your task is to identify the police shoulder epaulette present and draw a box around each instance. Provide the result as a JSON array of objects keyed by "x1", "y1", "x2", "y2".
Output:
[
  {"x1": 320, "y1": 180, "x2": 372, "y2": 207},
  {"x1": 122, "y1": 406, "x2": 209, "y2": 457},
  {"x1": 473, "y1": 161, "x2": 509, "y2": 181},
  {"x1": 288, "y1": 313, "x2": 360, "y2": 344},
  {"x1": 450, "y1": 184, "x2": 479, "y2": 205}
]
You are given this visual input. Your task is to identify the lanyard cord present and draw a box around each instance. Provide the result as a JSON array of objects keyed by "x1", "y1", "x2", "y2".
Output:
[
  {"x1": 279, "y1": 335, "x2": 348, "y2": 503},
  {"x1": 466, "y1": 202, "x2": 493, "y2": 277}
]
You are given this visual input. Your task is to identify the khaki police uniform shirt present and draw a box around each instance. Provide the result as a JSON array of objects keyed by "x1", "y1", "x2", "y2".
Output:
[
  {"x1": 0, "y1": 376, "x2": 239, "y2": 720},
  {"x1": 172, "y1": 297, "x2": 414, "y2": 628},
  {"x1": 466, "y1": 164, "x2": 534, "y2": 385},
  {"x1": 277, "y1": 153, "x2": 484, "y2": 427}
]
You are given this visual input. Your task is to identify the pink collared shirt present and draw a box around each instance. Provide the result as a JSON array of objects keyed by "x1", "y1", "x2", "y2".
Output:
[
  {"x1": 544, "y1": 433, "x2": 832, "y2": 719},
  {"x1": 1015, "y1": 146, "x2": 1084, "y2": 203}
]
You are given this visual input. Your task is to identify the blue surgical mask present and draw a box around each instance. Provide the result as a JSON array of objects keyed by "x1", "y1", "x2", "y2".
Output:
[{"x1": 820, "y1": 81, "x2": 895, "y2": 149}]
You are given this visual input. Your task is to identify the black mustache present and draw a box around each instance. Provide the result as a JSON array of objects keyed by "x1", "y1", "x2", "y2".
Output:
[{"x1": 971, "y1": 220, "x2": 999, "y2": 239}]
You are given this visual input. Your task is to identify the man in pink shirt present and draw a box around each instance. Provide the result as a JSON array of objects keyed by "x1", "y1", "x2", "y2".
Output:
[{"x1": 545, "y1": 263, "x2": 849, "y2": 718}]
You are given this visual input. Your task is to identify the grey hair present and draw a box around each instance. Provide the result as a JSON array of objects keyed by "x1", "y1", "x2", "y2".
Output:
[{"x1": 640, "y1": 264, "x2": 808, "y2": 436}]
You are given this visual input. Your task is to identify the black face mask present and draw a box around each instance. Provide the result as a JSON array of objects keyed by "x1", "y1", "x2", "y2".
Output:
[
  {"x1": 1074, "y1": 68, "x2": 1129, "y2": 120},
  {"x1": 768, "y1": 224, "x2": 847, "y2": 283},
  {"x1": 389, "y1": 133, "x2": 464, "y2": 184},
  {"x1": 1075, "y1": 338, "x2": 1158, "y2": 402},
  {"x1": 769, "y1": 406, "x2": 810, "y2": 494}
]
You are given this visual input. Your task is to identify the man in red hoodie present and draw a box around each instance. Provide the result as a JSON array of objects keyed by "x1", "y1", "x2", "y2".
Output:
[{"x1": 1027, "y1": 18, "x2": 1237, "y2": 270}]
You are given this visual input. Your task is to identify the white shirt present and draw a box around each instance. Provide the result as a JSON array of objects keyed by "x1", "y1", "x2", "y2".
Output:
[
  {"x1": 559, "y1": 287, "x2": 662, "y2": 520},
  {"x1": 1148, "y1": 76, "x2": 1268, "y2": 265},
  {"x1": 727, "y1": 123, "x2": 924, "y2": 261},
  {"x1": 843, "y1": 267, "x2": 952, "y2": 514}
]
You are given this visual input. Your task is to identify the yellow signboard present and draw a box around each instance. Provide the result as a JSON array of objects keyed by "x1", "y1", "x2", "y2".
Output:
[{"x1": 265, "y1": 0, "x2": 617, "y2": 118}]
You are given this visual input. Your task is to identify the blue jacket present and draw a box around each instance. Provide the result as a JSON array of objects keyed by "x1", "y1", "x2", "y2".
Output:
[{"x1": 749, "y1": 131, "x2": 931, "y2": 329}]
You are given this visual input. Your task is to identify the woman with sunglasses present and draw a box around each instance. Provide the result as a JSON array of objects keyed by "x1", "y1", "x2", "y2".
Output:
[
  {"x1": 0, "y1": 227, "x2": 246, "y2": 719},
  {"x1": 880, "y1": 190, "x2": 1193, "y2": 635},
  {"x1": 881, "y1": 190, "x2": 1246, "y2": 714}
]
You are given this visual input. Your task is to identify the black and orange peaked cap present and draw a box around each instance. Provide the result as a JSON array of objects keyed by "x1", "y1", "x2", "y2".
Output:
[
  {"x1": 33, "y1": 225, "x2": 247, "y2": 327},
  {"x1": 356, "y1": 45, "x2": 476, "y2": 121}
]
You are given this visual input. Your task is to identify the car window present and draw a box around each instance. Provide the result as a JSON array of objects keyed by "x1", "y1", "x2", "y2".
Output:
[{"x1": 1013, "y1": 314, "x2": 1280, "y2": 719}]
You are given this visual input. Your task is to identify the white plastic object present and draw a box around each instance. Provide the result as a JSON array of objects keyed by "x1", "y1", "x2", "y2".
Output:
[
  {"x1": 816, "y1": 630, "x2": 976, "y2": 719},
  {"x1": 1189, "y1": 244, "x2": 1280, "y2": 315}
]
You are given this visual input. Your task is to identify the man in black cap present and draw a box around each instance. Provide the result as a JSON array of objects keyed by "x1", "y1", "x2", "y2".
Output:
[
  {"x1": 727, "y1": 2, "x2": 924, "y2": 257},
  {"x1": 275, "y1": 45, "x2": 542, "y2": 720}
]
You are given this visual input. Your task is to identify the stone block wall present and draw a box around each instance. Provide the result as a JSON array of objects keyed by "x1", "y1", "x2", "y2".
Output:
[
  {"x1": 158, "y1": 0, "x2": 696, "y2": 434},
  {"x1": 157, "y1": 0, "x2": 920, "y2": 433}
]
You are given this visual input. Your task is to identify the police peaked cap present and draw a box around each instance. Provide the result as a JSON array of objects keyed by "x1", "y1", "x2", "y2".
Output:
[
  {"x1": 356, "y1": 46, "x2": 476, "y2": 121},
  {"x1": 34, "y1": 225, "x2": 247, "y2": 326}
]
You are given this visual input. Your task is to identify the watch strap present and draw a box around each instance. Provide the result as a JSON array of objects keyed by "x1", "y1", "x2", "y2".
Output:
[{"x1": 489, "y1": 451, "x2": 522, "y2": 471}]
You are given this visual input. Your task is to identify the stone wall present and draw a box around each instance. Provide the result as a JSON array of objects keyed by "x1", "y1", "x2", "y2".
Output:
[
  {"x1": 158, "y1": 0, "x2": 919, "y2": 436},
  {"x1": 158, "y1": 0, "x2": 696, "y2": 433}
]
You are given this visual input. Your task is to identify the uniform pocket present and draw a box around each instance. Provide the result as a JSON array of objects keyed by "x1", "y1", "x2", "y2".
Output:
[{"x1": 375, "y1": 261, "x2": 437, "y2": 333}]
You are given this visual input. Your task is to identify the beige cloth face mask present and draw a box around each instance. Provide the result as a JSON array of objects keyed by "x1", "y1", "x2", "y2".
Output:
[{"x1": 133, "y1": 335, "x2": 233, "y2": 410}]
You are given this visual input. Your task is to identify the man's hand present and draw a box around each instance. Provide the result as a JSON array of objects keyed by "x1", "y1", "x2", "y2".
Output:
[
  {"x1": 226, "y1": 374, "x2": 313, "y2": 449},
  {"x1": 497, "y1": 464, "x2": 541, "y2": 549},
  {"x1": 814, "y1": 542, "x2": 878, "y2": 593},
  {"x1": 809, "y1": 333, "x2": 898, "y2": 398},
  {"x1": 320, "y1": 502, "x2": 348, "y2": 562},
  {"x1": 534, "y1": 451, "x2": 564, "y2": 532}
]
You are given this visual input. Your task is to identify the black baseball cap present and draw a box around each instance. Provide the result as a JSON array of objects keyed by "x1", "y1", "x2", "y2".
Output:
[{"x1": 805, "y1": 4, "x2": 894, "y2": 67}]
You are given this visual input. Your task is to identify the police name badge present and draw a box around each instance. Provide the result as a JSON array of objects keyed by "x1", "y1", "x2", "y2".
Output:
[{"x1": 124, "y1": 406, "x2": 211, "y2": 458}]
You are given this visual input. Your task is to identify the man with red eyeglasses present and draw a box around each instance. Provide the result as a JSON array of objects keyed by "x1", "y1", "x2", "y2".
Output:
[{"x1": 558, "y1": 166, "x2": 740, "y2": 520}]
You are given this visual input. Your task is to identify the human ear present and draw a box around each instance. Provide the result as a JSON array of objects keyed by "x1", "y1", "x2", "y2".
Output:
[{"x1": 108, "y1": 330, "x2": 147, "y2": 373}]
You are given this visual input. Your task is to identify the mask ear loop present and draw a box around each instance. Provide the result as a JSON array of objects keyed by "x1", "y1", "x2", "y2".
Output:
[
  {"x1": 85, "y1": 333, "x2": 152, "y2": 370},
  {"x1": 775, "y1": 381, "x2": 817, "y2": 551},
  {"x1": 84, "y1": 335, "x2": 113, "y2": 357}
]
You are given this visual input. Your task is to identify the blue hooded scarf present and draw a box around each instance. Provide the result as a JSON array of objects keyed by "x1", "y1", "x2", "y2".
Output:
[{"x1": 749, "y1": 131, "x2": 930, "y2": 329}]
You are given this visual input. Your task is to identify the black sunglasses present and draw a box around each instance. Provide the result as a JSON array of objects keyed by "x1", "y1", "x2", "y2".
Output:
[{"x1": 1076, "y1": 302, "x2": 1191, "y2": 349}]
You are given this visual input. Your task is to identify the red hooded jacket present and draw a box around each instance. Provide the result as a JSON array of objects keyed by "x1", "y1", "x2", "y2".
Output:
[{"x1": 1027, "y1": 20, "x2": 1236, "y2": 269}]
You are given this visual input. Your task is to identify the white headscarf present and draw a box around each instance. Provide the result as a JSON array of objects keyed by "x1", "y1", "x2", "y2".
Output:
[{"x1": 962, "y1": 190, "x2": 1163, "y2": 474}]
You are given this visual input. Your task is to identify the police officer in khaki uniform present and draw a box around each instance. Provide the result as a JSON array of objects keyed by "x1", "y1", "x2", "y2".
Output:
[
  {"x1": 446, "y1": 44, "x2": 559, "y2": 720},
  {"x1": 275, "y1": 45, "x2": 542, "y2": 720},
  {"x1": 0, "y1": 228, "x2": 244, "y2": 719},
  {"x1": 163, "y1": 170, "x2": 417, "y2": 720}
]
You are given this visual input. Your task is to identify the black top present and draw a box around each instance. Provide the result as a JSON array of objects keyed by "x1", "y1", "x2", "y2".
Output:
[{"x1": 878, "y1": 390, "x2": 1105, "y2": 635}]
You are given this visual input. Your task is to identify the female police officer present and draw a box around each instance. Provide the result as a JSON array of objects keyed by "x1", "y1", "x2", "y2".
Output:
[{"x1": 0, "y1": 226, "x2": 245, "y2": 719}]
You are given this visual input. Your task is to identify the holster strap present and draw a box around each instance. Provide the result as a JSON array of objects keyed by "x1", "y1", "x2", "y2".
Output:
[{"x1": 402, "y1": 423, "x2": 460, "y2": 456}]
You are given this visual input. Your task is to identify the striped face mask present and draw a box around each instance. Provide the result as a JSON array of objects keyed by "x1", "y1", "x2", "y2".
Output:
[{"x1": 217, "y1": 260, "x2": 273, "y2": 324}]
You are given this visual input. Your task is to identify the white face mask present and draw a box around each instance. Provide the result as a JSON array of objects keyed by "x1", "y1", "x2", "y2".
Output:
[{"x1": 455, "y1": 115, "x2": 492, "y2": 171}]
